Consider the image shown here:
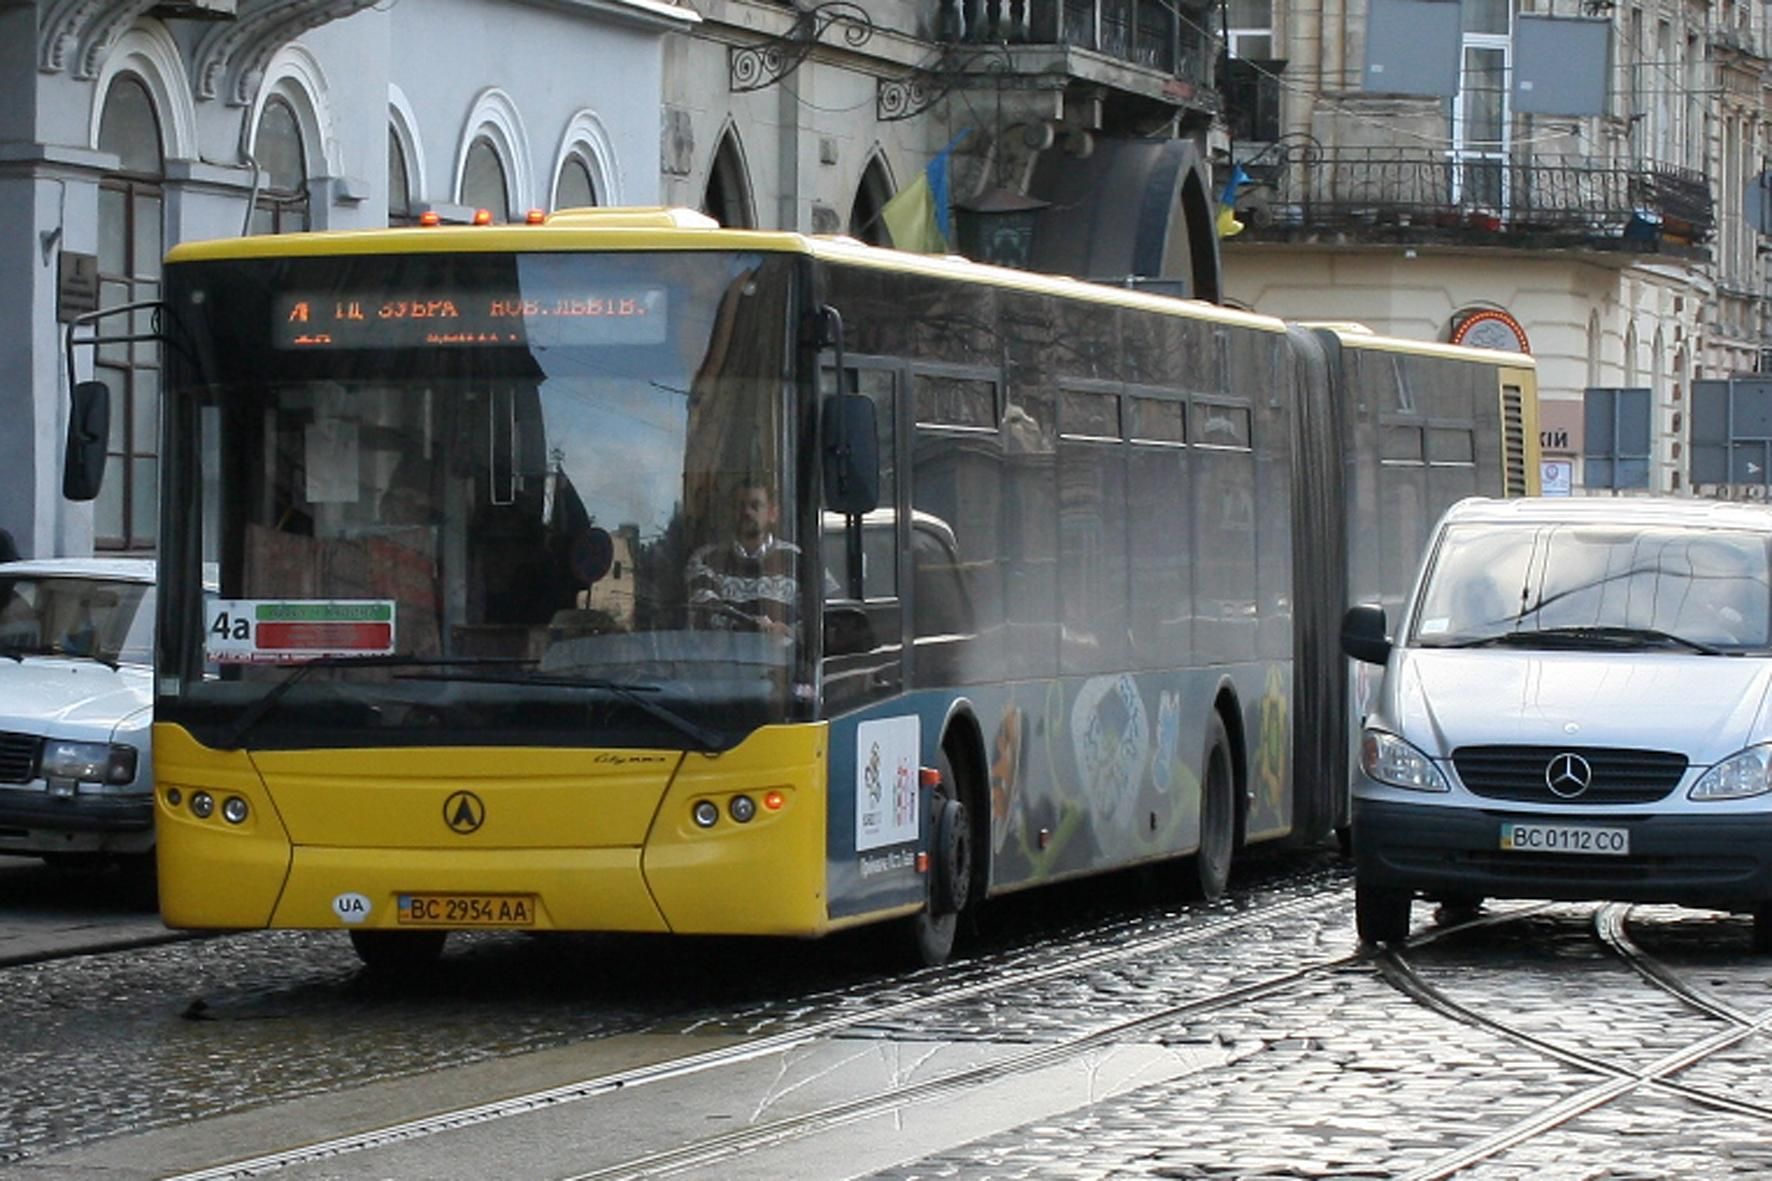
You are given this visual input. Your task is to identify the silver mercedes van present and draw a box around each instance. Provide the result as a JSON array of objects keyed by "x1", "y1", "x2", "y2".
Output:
[{"x1": 1342, "y1": 496, "x2": 1772, "y2": 946}]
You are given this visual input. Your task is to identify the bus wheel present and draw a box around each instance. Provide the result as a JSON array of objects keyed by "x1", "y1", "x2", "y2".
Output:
[
  {"x1": 350, "y1": 929, "x2": 447, "y2": 973},
  {"x1": 1187, "y1": 714, "x2": 1235, "y2": 901},
  {"x1": 1754, "y1": 904, "x2": 1772, "y2": 954},
  {"x1": 906, "y1": 748, "x2": 973, "y2": 967}
]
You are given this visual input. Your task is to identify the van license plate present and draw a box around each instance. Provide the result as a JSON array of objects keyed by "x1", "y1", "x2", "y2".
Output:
[
  {"x1": 1499, "y1": 823, "x2": 1629, "y2": 856},
  {"x1": 397, "y1": 893, "x2": 536, "y2": 927}
]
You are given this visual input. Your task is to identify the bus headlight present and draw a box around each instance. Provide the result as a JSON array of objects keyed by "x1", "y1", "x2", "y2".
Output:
[
  {"x1": 41, "y1": 741, "x2": 138, "y2": 785},
  {"x1": 1690, "y1": 745, "x2": 1772, "y2": 801},
  {"x1": 222, "y1": 796, "x2": 250, "y2": 824},
  {"x1": 692, "y1": 800, "x2": 720, "y2": 828},
  {"x1": 1360, "y1": 730, "x2": 1451, "y2": 792}
]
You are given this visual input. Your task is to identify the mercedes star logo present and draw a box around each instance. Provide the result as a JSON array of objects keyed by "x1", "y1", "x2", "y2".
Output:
[
  {"x1": 1545, "y1": 752, "x2": 1593, "y2": 799},
  {"x1": 443, "y1": 790, "x2": 486, "y2": 834}
]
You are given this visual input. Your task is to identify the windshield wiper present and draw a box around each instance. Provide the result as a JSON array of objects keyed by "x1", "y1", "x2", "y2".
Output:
[
  {"x1": 223, "y1": 655, "x2": 534, "y2": 749},
  {"x1": 393, "y1": 669, "x2": 731, "y2": 752},
  {"x1": 1444, "y1": 625, "x2": 1722, "y2": 655}
]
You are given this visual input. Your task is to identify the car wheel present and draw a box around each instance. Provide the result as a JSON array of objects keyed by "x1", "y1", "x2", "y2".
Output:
[
  {"x1": 1355, "y1": 879, "x2": 1412, "y2": 945},
  {"x1": 349, "y1": 929, "x2": 447, "y2": 973}
]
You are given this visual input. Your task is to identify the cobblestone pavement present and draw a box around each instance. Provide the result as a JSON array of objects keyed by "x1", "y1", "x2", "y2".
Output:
[
  {"x1": 872, "y1": 905, "x2": 1772, "y2": 1180},
  {"x1": 6, "y1": 852, "x2": 1772, "y2": 1178}
]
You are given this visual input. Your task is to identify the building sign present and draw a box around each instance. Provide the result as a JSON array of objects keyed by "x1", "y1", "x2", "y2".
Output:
[
  {"x1": 1537, "y1": 399, "x2": 1583, "y2": 455},
  {"x1": 1540, "y1": 459, "x2": 1573, "y2": 496},
  {"x1": 56, "y1": 252, "x2": 98, "y2": 323},
  {"x1": 1449, "y1": 307, "x2": 1531, "y2": 354}
]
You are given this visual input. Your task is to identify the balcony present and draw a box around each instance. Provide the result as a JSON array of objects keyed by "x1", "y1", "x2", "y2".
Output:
[
  {"x1": 934, "y1": 0, "x2": 1219, "y2": 121},
  {"x1": 1229, "y1": 144, "x2": 1713, "y2": 259}
]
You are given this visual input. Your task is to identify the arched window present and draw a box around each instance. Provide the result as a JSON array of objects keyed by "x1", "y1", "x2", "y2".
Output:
[
  {"x1": 702, "y1": 132, "x2": 754, "y2": 228},
  {"x1": 462, "y1": 136, "x2": 511, "y2": 222},
  {"x1": 848, "y1": 155, "x2": 893, "y2": 245},
  {"x1": 251, "y1": 95, "x2": 309, "y2": 235},
  {"x1": 554, "y1": 155, "x2": 597, "y2": 210},
  {"x1": 388, "y1": 126, "x2": 414, "y2": 226},
  {"x1": 95, "y1": 75, "x2": 164, "y2": 552}
]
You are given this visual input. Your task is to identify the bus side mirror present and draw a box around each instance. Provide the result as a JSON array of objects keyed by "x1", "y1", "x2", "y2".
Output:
[
  {"x1": 1340, "y1": 603, "x2": 1392, "y2": 665},
  {"x1": 822, "y1": 394, "x2": 879, "y2": 515},
  {"x1": 63, "y1": 380, "x2": 110, "y2": 502}
]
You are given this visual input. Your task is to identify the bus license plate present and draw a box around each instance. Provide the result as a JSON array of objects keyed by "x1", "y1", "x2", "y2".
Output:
[
  {"x1": 1499, "y1": 823, "x2": 1629, "y2": 856},
  {"x1": 397, "y1": 893, "x2": 536, "y2": 927}
]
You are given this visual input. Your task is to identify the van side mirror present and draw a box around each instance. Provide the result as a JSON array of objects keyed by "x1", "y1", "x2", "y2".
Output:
[
  {"x1": 1340, "y1": 604, "x2": 1392, "y2": 665},
  {"x1": 822, "y1": 394, "x2": 879, "y2": 515},
  {"x1": 63, "y1": 380, "x2": 110, "y2": 501}
]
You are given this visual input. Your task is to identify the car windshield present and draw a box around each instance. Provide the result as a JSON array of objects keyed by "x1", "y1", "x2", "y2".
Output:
[
  {"x1": 160, "y1": 250, "x2": 811, "y2": 749},
  {"x1": 1413, "y1": 522, "x2": 1772, "y2": 652},
  {"x1": 0, "y1": 574, "x2": 152, "y2": 665}
]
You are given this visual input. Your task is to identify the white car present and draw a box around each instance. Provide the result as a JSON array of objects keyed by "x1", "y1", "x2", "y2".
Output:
[
  {"x1": 0, "y1": 558, "x2": 160, "y2": 881},
  {"x1": 1343, "y1": 496, "x2": 1772, "y2": 948}
]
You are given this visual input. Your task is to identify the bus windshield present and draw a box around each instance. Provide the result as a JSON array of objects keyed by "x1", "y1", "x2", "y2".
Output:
[{"x1": 160, "y1": 249, "x2": 809, "y2": 749}]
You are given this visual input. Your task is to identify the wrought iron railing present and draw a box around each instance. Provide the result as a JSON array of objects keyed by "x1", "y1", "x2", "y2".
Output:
[
  {"x1": 1233, "y1": 142, "x2": 1714, "y2": 247},
  {"x1": 938, "y1": 0, "x2": 1215, "y2": 89}
]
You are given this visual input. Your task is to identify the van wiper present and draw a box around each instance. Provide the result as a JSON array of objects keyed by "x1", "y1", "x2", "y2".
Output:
[
  {"x1": 394, "y1": 669, "x2": 731, "y2": 752},
  {"x1": 1447, "y1": 625, "x2": 1722, "y2": 655},
  {"x1": 224, "y1": 655, "x2": 534, "y2": 748}
]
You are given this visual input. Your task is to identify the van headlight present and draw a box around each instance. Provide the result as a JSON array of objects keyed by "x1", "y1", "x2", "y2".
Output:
[
  {"x1": 1360, "y1": 730, "x2": 1451, "y2": 792},
  {"x1": 1690, "y1": 745, "x2": 1772, "y2": 801},
  {"x1": 41, "y1": 741, "x2": 139, "y2": 786}
]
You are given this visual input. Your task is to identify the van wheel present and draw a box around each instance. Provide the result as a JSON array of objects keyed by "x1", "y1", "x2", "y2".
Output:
[
  {"x1": 1355, "y1": 878, "x2": 1412, "y2": 945},
  {"x1": 350, "y1": 929, "x2": 447, "y2": 973},
  {"x1": 904, "y1": 747, "x2": 973, "y2": 968},
  {"x1": 1187, "y1": 714, "x2": 1235, "y2": 901}
]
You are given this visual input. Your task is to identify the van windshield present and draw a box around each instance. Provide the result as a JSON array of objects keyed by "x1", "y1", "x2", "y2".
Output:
[{"x1": 1413, "y1": 523, "x2": 1772, "y2": 652}]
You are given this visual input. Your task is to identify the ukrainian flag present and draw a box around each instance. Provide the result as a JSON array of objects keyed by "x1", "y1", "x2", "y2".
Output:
[{"x1": 882, "y1": 134, "x2": 967, "y2": 253}]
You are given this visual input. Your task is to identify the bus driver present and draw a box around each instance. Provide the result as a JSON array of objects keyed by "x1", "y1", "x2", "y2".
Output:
[{"x1": 685, "y1": 478, "x2": 800, "y2": 638}]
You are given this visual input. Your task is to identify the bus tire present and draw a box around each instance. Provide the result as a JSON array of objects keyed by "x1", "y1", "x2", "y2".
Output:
[
  {"x1": 905, "y1": 745, "x2": 973, "y2": 967},
  {"x1": 350, "y1": 929, "x2": 447, "y2": 973},
  {"x1": 1754, "y1": 904, "x2": 1772, "y2": 954},
  {"x1": 1187, "y1": 713, "x2": 1235, "y2": 901}
]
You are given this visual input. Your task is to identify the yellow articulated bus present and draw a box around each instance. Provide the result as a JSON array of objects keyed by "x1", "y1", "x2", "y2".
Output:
[{"x1": 64, "y1": 207, "x2": 1536, "y2": 970}]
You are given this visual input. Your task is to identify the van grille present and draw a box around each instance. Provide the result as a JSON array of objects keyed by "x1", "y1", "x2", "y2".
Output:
[
  {"x1": 0, "y1": 732, "x2": 41, "y2": 784},
  {"x1": 1501, "y1": 384, "x2": 1528, "y2": 496},
  {"x1": 1452, "y1": 745, "x2": 1687, "y2": 803}
]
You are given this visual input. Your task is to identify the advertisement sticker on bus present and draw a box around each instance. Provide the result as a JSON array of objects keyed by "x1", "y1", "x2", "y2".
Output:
[
  {"x1": 855, "y1": 715, "x2": 919, "y2": 854},
  {"x1": 206, "y1": 600, "x2": 397, "y2": 663}
]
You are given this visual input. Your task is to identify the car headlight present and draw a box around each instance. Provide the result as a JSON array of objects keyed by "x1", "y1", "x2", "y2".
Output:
[
  {"x1": 41, "y1": 740, "x2": 139, "y2": 786},
  {"x1": 1690, "y1": 745, "x2": 1772, "y2": 801},
  {"x1": 1360, "y1": 730, "x2": 1451, "y2": 792}
]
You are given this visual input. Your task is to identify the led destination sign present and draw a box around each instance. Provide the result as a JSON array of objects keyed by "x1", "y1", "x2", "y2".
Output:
[{"x1": 273, "y1": 286, "x2": 669, "y2": 350}]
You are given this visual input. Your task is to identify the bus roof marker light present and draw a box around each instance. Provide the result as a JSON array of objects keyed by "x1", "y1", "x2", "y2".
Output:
[
  {"x1": 472, "y1": 209, "x2": 494, "y2": 226},
  {"x1": 418, "y1": 211, "x2": 441, "y2": 227},
  {"x1": 525, "y1": 209, "x2": 546, "y2": 225}
]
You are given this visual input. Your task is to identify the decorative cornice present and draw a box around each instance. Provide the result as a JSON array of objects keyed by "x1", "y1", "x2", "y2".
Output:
[
  {"x1": 78, "y1": 0, "x2": 162, "y2": 78},
  {"x1": 194, "y1": 0, "x2": 379, "y2": 105},
  {"x1": 39, "y1": 0, "x2": 151, "y2": 75}
]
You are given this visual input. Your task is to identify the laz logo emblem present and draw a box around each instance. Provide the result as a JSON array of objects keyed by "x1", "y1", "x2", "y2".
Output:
[{"x1": 443, "y1": 790, "x2": 486, "y2": 834}]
